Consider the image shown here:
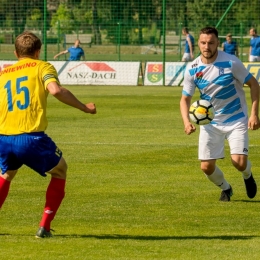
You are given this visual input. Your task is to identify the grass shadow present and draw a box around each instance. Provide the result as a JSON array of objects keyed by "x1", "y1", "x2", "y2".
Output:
[
  {"x1": 56, "y1": 234, "x2": 258, "y2": 241},
  {"x1": 233, "y1": 200, "x2": 260, "y2": 203}
]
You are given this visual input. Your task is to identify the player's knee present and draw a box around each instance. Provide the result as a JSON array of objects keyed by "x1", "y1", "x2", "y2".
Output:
[
  {"x1": 2, "y1": 170, "x2": 18, "y2": 181},
  {"x1": 231, "y1": 156, "x2": 247, "y2": 171},
  {"x1": 232, "y1": 160, "x2": 247, "y2": 171},
  {"x1": 48, "y1": 157, "x2": 67, "y2": 179},
  {"x1": 200, "y1": 161, "x2": 215, "y2": 175}
]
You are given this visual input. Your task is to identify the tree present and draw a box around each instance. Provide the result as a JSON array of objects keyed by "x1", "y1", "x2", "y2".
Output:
[{"x1": 50, "y1": 3, "x2": 75, "y2": 34}]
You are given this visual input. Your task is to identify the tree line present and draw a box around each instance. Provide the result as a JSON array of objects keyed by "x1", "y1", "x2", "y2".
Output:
[{"x1": 0, "y1": 0, "x2": 259, "y2": 44}]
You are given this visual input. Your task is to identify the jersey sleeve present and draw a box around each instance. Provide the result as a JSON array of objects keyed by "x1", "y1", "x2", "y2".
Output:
[
  {"x1": 231, "y1": 57, "x2": 252, "y2": 84},
  {"x1": 182, "y1": 64, "x2": 196, "y2": 97},
  {"x1": 40, "y1": 62, "x2": 61, "y2": 89}
]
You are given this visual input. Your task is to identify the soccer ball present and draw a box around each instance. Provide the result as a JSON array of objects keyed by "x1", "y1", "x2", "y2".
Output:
[{"x1": 189, "y1": 100, "x2": 215, "y2": 125}]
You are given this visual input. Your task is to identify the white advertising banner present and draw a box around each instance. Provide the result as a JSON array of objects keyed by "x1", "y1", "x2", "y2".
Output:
[
  {"x1": 0, "y1": 61, "x2": 141, "y2": 85},
  {"x1": 50, "y1": 61, "x2": 140, "y2": 85},
  {"x1": 144, "y1": 62, "x2": 260, "y2": 86},
  {"x1": 0, "y1": 61, "x2": 259, "y2": 85}
]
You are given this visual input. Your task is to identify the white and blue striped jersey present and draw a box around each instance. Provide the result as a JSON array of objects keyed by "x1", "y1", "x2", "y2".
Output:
[{"x1": 183, "y1": 51, "x2": 252, "y2": 126}]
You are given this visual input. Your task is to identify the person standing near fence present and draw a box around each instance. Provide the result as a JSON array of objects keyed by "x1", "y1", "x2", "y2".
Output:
[
  {"x1": 54, "y1": 39, "x2": 85, "y2": 61},
  {"x1": 249, "y1": 28, "x2": 260, "y2": 62},
  {"x1": 182, "y1": 27, "x2": 195, "y2": 62},
  {"x1": 180, "y1": 26, "x2": 259, "y2": 202},
  {"x1": 0, "y1": 31, "x2": 96, "y2": 238},
  {"x1": 222, "y1": 33, "x2": 239, "y2": 57}
]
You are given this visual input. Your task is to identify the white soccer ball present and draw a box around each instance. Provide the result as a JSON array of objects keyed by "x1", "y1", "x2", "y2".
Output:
[{"x1": 189, "y1": 100, "x2": 215, "y2": 125}]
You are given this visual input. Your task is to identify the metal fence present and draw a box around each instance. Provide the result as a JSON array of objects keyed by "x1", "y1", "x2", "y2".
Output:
[{"x1": 0, "y1": 0, "x2": 259, "y2": 62}]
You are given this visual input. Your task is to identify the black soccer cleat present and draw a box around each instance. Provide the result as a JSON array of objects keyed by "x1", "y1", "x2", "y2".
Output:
[
  {"x1": 35, "y1": 227, "x2": 53, "y2": 238},
  {"x1": 219, "y1": 186, "x2": 233, "y2": 202},
  {"x1": 244, "y1": 173, "x2": 257, "y2": 199}
]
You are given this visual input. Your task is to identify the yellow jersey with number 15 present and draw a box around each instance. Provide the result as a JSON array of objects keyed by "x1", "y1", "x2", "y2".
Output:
[{"x1": 0, "y1": 58, "x2": 60, "y2": 135}]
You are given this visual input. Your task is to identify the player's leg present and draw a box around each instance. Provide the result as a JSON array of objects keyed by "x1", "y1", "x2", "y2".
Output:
[
  {"x1": 37, "y1": 157, "x2": 67, "y2": 236},
  {"x1": 182, "y1": 53, "x2": 190, "y2": 62},
  {"x1": 228, "y1": 124, "x2": 257, "y2": 198},
  {"x1": 12, "y1": 132, "x2": 67, "y2": 237},
  {"x1": 0, "y1": 170, "x2": 18, "y2": 209},
  {"x1": 0, "y1": 135, "x2": 22, "y2": 209},
  {"x1": 201, "y1": 160, "x2": 231, "y2": 191},
  {"x1": 249, "y1": 55, "x2": 257, "y2": 62},
  {"x1": 199, "y1": 125, "x2": 232, "y2": 201}
]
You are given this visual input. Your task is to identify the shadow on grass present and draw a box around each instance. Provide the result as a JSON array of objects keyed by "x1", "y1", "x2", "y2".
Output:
[
  {"x1": 55, "y1": 234, "x2": 258, "y2": 240},
  {"x1": 233, "y1": 200, "x2": 260, "y2": 203}
]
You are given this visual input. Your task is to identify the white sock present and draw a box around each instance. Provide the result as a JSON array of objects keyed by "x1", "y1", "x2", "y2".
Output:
[
  {"x1": 205, "y1": 166, "x2": 230, "y2": 190},
  {"x1": 241, "y1": 160, "x2": 252, "y2": 180}
]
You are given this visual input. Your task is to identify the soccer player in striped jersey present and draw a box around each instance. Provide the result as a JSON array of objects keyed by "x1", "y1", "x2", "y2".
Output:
[
  {"x1": 0, "y1": 31, "x2": 96, "y2": 237},
  {"x1": 180, "y1": 27, "x2": 260, "y2": 202}
]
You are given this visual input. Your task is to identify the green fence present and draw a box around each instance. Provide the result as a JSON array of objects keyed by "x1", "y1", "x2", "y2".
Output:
[{"x1": 0, "y1": 0, "x2": 259, "y2": 62}]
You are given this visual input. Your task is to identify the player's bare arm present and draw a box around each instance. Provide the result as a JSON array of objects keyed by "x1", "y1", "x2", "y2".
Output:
[
  {"x1": 187, "y1": 37, "x2": 193, "y2": 58},
  {"x1": 54, "y1": 50, "x2": 69, "y2": 59},
  {"x1": 47, "y1": 82, "x2": 96, "y2": 114},
  {"x1": 180, "y1": 95, "x2": 196, "y2": 135},
  {"x1": 246, "y1": 76, "x2": 260, "y2": 130}
]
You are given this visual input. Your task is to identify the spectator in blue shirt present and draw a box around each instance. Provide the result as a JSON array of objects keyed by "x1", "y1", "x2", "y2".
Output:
[
  {"x1": 182, "y1": 27, "x2": 195, "y2": 62},
  {"x1": 222, "y1": 33, "x2": 239, "y2": 57},
  {"x1": 249, "y1": 28, "x2": 260, "y2": 62},
  {"x1": 54, "y1": 39, "x2": 85, "y2": 61}
]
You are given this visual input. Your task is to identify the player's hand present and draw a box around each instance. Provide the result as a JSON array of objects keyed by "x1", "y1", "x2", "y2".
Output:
[
  {"x1": 85, "y1": 103, "x2": 96, "y2": 114},
  {"x1": 248, "y1": 115, "x2": 260, "y2": 130},
  {"x1": 184, "y1": 122, "x2": 196, "y2": 135}
]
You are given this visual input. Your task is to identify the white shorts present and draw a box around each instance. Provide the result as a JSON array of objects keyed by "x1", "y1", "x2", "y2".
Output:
[
  {"x1": 249, "y1": 55, "x2": 260, "y2": 62},
  {"x1": 182, "y1": 53, "x2": 192, "y2": 61},
  {"x1": 198, "y1": 122, "x2": 248, "y2": 160}
]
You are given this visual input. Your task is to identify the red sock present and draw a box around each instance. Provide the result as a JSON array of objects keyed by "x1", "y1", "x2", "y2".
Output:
[
  {"x1": 0, "y1": 177, "x2": 11, "y2": 208},
  {"x1": 39, "y1": 177, "x2": 66, "y2": 231}
]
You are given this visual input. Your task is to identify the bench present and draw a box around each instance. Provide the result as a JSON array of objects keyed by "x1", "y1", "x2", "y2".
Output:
[
  {"x1": 159, "y1": 35, "x2": 186, "y2": 48},
  {"x1": 64, "y1": 34, "x2": 92, "y2": 47}
]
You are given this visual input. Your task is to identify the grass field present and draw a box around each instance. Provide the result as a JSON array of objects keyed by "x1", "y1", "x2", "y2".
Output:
[{"x1": 1, "y1": 86, "x2": 260, "y2": 260}]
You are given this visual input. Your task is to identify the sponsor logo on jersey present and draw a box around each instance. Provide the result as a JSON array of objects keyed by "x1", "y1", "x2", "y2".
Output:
[
  {"x1": 196, "y1": 71, "x2": 203, "y2": 79},
  {"x1": 219, "y1": 68, "x2": 224, "y2": 75}
]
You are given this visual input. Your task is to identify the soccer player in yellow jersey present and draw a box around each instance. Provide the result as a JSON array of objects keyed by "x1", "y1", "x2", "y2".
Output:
[{"x1": 0, "y1": 31, "x2": 96, "y2": 238}]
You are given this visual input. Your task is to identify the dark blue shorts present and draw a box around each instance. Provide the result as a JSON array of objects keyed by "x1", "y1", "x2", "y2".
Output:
[{"x1": 0, "y1": 132, "x2": 62, "y2": 177}]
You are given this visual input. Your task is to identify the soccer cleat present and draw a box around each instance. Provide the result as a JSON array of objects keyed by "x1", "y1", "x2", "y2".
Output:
[
  {"x1": 35, "y1": 227, "x2": 53, "y2": 238},
  {"x1": 244, "y1": 173, "x2": 257, "y2": 199},
  {"x1": 219, "y1": 186, "x2": 233, "y2": 202}
]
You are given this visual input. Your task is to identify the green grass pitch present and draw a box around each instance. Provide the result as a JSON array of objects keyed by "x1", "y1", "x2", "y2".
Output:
[{"x1": 1, "y1": 86, "x2": 260, "y2": 259}]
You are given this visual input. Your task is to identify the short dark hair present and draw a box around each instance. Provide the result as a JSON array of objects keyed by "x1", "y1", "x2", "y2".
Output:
[
  {"x1": 183, "y1": 27, "x2": 189, "y2": 33},
  {"x1": 15, "y1": 31, "x2": 42, "y2": 58},
  {"x1": 199, "y1": 27, "x2": 218, "y2": 38}
]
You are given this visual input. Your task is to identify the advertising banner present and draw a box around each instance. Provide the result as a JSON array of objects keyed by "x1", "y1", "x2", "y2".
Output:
[
  {"x1": 144, "y1": 62, "x2": 260, "y2": 86},
  {"x1": 50, "y1": 61, "x2": 141, "y2": 85},
  {"x1": 0, "y1": 61, "x2": 259, "y2": 86},
  {"x1": 0, "y1": 61, "x2": 141, "y2": 86},
  {"x1": 144, "y1": 62, "x2": 188, "y2": 86}
]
